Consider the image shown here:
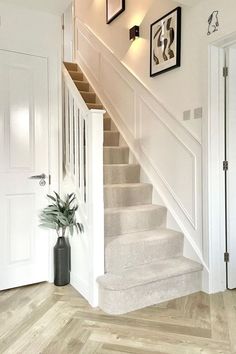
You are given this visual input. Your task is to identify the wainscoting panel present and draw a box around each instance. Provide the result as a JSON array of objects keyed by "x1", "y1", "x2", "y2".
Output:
[
  {"x1": 138, "y1": 98, "x2": 196, "y2": 229},
  {"x1": 6, "y1": 194, "x2": 34, "y2": 264},
  {"x1": 77, "y1": 30, "x2": 100, "y2": 82},
  {"x1": 100, "y1": 56, "x2": 135, "y2": 134},
  {"x1": 75, "y1": 19, "x2": 204, "y2": 266}
]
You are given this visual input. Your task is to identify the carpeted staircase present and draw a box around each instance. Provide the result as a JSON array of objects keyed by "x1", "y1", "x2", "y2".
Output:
[{"x1": 64, "y1": 62, "x2": 203, "y2": 315}]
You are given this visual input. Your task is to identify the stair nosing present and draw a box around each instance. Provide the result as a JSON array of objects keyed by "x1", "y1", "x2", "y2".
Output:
[
  {"x1": 104, "y1": 183, "x2": 152, "y2": 188},
  {"x1": 69, "y1": 70, "x2": 81, "y2": 74},
  {"x1": 105, "y1": 228, "x2": 183, "y2": 242},
  {"x1": 104, "y1": 131, "x2": 119, "y2": 134},
  {"x1": 80, "y1": 90, "x2": 95, "y2": 95},
  {"x1": 103, "y1": 146, "x2": 128, "y2": 150},
  {"x1": 73, "y1": 79, "x2": 87, "y2": 83},
  {"x1": 104, "y1": 163, "x2": 139, "y2": 166},
  {"x1": 105, "y1": 204, "x2": 166, "y2": 213},
  {"x1": 97, "y1": 256, "x2": 203, "y2": 291}
]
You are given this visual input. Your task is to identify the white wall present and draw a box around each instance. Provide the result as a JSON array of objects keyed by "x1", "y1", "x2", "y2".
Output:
[
  {"x1": 75, "y1": 0, "x2": 236, "y2": 142},
  {"x1": 63, "y1": 3, "x2": 74, "y2": 62},
  {"x1": 0, "y1": 2, "x2": 62, "y2": 281},
  {"x1": 75, "y1": 0, "x2": 236, "y2": 292},
  {"x1": 0, "y1": 0, "x2": 71, "y2": 15}
]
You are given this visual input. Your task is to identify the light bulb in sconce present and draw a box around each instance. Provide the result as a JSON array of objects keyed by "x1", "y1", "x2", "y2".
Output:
[{"x1": 129, "y1": 25, "x2": 140, "y2": 41}]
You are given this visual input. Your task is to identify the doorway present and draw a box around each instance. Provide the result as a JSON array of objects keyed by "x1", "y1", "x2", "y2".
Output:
[
  {"x1": 208, "y1": 34, "x2": 236, "y2": 294},
  {"x1": 0, "y1": 50, "x2": 51, "y2": 290},
  {"x1": 224, "y1": 45, "x2": 236, "y2": 289}
]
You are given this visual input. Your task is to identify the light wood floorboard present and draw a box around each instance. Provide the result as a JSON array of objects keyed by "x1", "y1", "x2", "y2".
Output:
[{"x1": 0, "y1": 283, "x2": 235, "y2": 353}]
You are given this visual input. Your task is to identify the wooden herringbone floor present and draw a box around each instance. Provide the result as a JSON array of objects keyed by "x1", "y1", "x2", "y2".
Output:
[{"x1": 0, "y1": 283, "x2": 235, "y2": 354}]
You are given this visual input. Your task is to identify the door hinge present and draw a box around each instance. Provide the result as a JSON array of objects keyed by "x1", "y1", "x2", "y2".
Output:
[
  {"x1": 223, "y1": 67, "x2": 229, "y2": 77},
  {"x1": 224, "y1": 252, "x2": 229, "y2": 263},
  {"x1": 49, "y1": 174, "x2": 52, "y2": 185},
  {"x1": 62, "y1": 24, "x2": 65, "y2": 30},
  {"x1": 223, "y1": 160, "x2": 229, "y2": 171}
]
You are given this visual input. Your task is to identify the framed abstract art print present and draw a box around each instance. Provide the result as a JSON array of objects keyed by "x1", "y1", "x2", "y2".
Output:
[
  {"x1": 150, "y1": 7, "x2": 181, "y2": 77},
  {"x1": 106, "y1": 0, "x2": 125, "y2": 24}
]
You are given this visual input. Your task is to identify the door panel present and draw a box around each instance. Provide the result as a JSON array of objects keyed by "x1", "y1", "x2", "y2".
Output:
[
  {"x1": 226, "y1": 47, "x2": 236, "y2": 289},
  {"x1": 0, "y1": 50, "x2": 50, "y2": 290}
]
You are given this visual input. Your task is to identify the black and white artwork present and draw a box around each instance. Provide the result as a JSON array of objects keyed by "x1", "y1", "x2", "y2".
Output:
[
  {"x1": 207, "y1": 11, "x2": 219, "y2": 36},
  {"x1": 106, "y1": 0, "x2": 125, "y2": 24},
  {"x1": 150, "y1": 7, "x2": 181, "y2": 77}
]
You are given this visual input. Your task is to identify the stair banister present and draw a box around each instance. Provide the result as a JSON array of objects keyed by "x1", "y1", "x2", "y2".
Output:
[{"x1": 62, "y1": 64, "x2": 105, "y2": 307}]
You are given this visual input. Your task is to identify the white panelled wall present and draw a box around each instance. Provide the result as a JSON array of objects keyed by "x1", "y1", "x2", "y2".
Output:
[{"x1": 75, "y1": 20, "x2": 206, "y2": 287}]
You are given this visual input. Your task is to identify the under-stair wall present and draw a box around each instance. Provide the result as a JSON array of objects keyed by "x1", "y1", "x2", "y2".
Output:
[{"x1": 74, "y1": 19, "x2": 208, "y2": 289}]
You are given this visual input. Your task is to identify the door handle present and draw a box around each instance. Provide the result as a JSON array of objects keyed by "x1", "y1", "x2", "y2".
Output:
[
  {"x1": 29, "y1": 173, "x2": 46, "y2": 180},
  {"x1": 29, "y1": 173, "x2": 46, "y2": 186}
]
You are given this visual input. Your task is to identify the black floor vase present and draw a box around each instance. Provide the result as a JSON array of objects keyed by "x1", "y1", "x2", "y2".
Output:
[{"x1": 54, "y1": 236, "x2": 70, "y2": 286}]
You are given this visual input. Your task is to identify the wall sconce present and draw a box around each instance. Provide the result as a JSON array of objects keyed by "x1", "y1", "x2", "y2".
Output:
[{"x1": 129, "y1": 25, "x2": 140, "y2": 41}]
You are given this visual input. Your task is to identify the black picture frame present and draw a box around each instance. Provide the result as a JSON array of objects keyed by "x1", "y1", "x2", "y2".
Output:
[
  {"x1": 106, "y1": 0, "x2": 125, "y2": 24},
  {"x1": 150, "y1": 7, "x2": 181, "y2": 77}
]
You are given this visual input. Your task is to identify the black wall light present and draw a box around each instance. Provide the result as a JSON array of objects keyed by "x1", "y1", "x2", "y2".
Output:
[{"x1": 129, "y1": 25, "x2": 140, "y2": 41}]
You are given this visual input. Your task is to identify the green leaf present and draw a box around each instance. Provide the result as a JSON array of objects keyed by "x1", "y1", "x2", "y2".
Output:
[
  {"x1": 47, "y1": 194, "x2": 56, "y2": 202},
  {"x1": 39, "y1": 192, "x2": 80, "y2": 235}
]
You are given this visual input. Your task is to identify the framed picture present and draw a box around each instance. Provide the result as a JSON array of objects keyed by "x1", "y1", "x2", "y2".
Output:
[
  {"x1": 150, "y1": 7, "x2": 181, "y2": 77},
  {"x1": 106, "y1": 0, "x2": 125, "y2": 24}
]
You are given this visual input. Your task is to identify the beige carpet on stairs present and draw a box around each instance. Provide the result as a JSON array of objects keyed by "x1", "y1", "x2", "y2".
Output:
[{"x1": 64, "y1": 62, "x2": 203, "y2": 315}]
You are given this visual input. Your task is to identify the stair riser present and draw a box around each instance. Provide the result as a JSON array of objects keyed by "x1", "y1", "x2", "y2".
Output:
[
  {"x1": 87, "y1": 103, "x2": 103, "y2": 110},
  {"x1": 69, "y1": 72, "x2": 83, "y2": 81},
  {"x1": 105, "y1": 207, "x2": 166, "y2": 237},
  {"x1": 104, "y1": 165, "x2": 140, "y2": 184},
  {"x1": 65, "y1": 62, "x2": 77, "y2": 71},
  {"x1": 104, "y1": 132, "x2": 120, "y2": 147},
  {"x1": 104, "y1": 148, "x2": 129, "y2": 164},
  {"x1": 104, "y1": 185, "x2": 152, "y2": 208},
  {"x1": 99, "y1": 271, "x2": 202, "y2": 315},
  {"x1": 75, "y1": 81, "x2": 90, "y2": 92},
  {"x1": 105, "y1": 234, "x2": 184, "y2": 272},
  {"x1": 81, "y1": 92, "x2": 96, "y2": 103},
  {"x1": 104, "y1": 118, "x2": 111, "y2": 131}
]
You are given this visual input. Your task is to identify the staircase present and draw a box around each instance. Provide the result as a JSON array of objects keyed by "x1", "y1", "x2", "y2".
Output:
[{"x1": 64, "y1": 62, "x2": 203, "y2": 315}]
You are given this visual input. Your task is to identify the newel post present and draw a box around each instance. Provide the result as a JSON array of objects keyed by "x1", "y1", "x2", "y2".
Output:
[{"x1": 87, "y1": 109, "x2": 105, "y2": 307}]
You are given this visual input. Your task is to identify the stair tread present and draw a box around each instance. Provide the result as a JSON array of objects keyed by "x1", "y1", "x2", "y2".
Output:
[
  {"x1": 80, "y1": 90, "x2": 95, "y2": 95},
  {"x1": 69, "y1": 70, "x2": 81, "y2": 74},
  {"x1": 104, "y1": 183, "x2": 151, "y2": 188},
  {"x1": 105, "y1": 228, "x2": 182, "y2": 244},
  {"x1": 104, "y1": 146, "x2": 128, "y2": 150},
  {"x1": 105, "y1": 203, "x2": 165, "y2": 214},
  {"x1": 73, "y1": 79, "x2": 86, "y2": 83},
  {"x1": 87, "y1": 103, "x2": 104, "y2": 108},
  {"x1": 104, "y1": 163, "x2": 139, "y2": 167},
  {"x1": 97, "y1": 256, "x2": 203, "y2": 290}
]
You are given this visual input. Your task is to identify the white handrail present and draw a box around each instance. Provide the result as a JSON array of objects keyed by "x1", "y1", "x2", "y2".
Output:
[{"x1": 62, "y1": 64, "x2": 105, "y2": 307}]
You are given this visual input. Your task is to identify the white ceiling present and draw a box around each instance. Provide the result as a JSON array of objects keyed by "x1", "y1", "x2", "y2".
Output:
[
  {"x1": 0, "y1": 0, "x2": 72, "y2": 15},
  {"x1": 176, "y1": 0, "x2": 201, "y2": 6}
]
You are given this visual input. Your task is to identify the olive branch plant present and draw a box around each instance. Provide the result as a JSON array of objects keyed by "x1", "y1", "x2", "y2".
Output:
[{"x1": 39, "y1": 192, "x2": 83, "y2": 237}]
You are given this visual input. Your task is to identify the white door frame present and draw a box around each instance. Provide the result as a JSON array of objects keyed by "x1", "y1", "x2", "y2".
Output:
[
  {"x1": 208, "y1": 32, "x2": 236, "y2": 293},
  {"x1": 48, "y1": 54, "x2": 61, "y2": 283}
]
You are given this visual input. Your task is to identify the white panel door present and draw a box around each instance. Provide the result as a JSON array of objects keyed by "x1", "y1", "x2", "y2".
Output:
[
  {"x1": 226, "y1": 47, "x2": 236, "y2": 289},
  {"x1": 0, "y1": 50, "x2": 50, "y2": 290}
]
